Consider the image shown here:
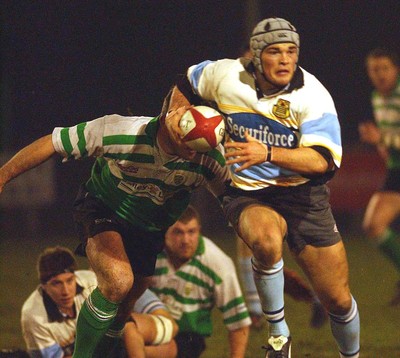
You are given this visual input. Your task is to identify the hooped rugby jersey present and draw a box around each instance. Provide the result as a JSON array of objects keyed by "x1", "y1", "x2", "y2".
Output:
[
  {"x1": 187, "y1": 58, "x2": 342, "y2": 190},
  {"x1": 371, "y1": 76, "x2": 400, "y2": 169},
  {"x1": 52, "y1": 115, "x2": 229, "y2": 231},
  {"x1": 21, "y1": 270, "x2": 168, "y2": 357},
  {"x1": 150, "y1": 236, "x2": 251, "y2": 337}
]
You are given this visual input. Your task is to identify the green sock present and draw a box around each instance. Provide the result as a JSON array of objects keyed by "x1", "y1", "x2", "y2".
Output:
[
  {"x1": 72, "y1": 287, "x2": 119, "y2": 358},
  {"x1": 378, "y1": 229, "x2": 400, "y2": 272},
  {"x1": 93, "y1": 320, "x2": 126, "y2": 358}
]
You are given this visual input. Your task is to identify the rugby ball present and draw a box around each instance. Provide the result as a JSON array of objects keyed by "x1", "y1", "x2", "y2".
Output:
[{"x1": 179, "y1": 106, "x2": 225, "y2": 152}]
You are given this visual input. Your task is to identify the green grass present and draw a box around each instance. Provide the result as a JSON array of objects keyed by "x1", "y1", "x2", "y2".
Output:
[{"x1": 1, "y1": 222, "x2": 400, "y2": 357}]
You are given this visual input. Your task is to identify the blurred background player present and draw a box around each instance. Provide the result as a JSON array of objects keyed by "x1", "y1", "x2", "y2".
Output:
[
  {"x1": 21, "y1": 246, "x2": 178, "y2": 358},
  {"x1": 358, "y1": 47, "x2": 400, "y2": 305},
  {"x1": 150, "y1": 205, "x2": 251, "y2": 358}
]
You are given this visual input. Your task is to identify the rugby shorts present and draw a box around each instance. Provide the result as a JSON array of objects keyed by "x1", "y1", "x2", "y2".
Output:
[
  {"x1": 381, "y1": 168, "x2": 400, "y2": 192},
  {"x1": 222, "y1": 182, "x2": 341, "y2": 253},
  {"x1": 72, "y1": 184, "x2": 165, "y2": 276}
]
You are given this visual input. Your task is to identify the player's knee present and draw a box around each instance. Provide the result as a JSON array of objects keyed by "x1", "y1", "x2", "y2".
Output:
[
  {"x1": 102, "y1": 271, "x2": 134, "y2": 302},
  {"x1": 325, "y1": 291, "x2": 353, "y2": 316},
  {"x1": 251, "y1": 237, "x2": 282, "y2": 267}
]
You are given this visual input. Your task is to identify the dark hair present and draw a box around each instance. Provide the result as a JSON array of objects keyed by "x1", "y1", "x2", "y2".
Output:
[
  {"x1": 177, "y1": 205, "x2": 201, "y2": 225},
  {"x1": 366, "y1": 47, "x2": 400, "y2": 67},
  {"x1": 38, "y1": 246, "x2": 78, "y2": 283}
]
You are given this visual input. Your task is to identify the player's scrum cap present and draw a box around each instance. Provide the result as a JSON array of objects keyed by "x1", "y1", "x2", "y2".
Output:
[
  {"x1": 38, "y1": 246, "x2": 78, "y2": 283},
  {"x1": 250, "y1": 17, "x2": 300, "y2": 74}
]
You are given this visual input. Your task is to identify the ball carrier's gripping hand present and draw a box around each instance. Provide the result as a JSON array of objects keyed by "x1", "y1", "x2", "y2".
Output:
[{"x1": 225, "y1": 132, "x2": 271, "y2": 172}]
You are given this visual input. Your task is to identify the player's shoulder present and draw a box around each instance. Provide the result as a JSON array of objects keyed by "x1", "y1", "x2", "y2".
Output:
[
  {"x1": 21, "y1": 287, "x2": 46, "y2": 322},
  {"x1": 195, "y1": 58, "x2": 244, "y2": 75},
  {"x1": 101, "y1": 114, "x2": 155, "y2": 128},
  {"x1": 300, "y1": 67, "x2": 330, "y2": 93}
]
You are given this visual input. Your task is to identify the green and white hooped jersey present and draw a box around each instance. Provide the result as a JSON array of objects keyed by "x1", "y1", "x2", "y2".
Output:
[
  {"x1": 52, "y1": 115, "x2": 229, "y2": 232},
  {"x1": 150, "y1": 236, "x2": 251, "y2": 337},
  {"x1": 371, "y1": 76, "x2": 400, "y2": 169}
]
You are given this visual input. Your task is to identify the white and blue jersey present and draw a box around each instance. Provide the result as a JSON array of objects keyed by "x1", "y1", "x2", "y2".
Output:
[
  {"x1": 187, "y1": 58, "x2": 342, "y2": 190},
  {"x1": 21, "y1": 270, "x2": 167, "y2": 358}
]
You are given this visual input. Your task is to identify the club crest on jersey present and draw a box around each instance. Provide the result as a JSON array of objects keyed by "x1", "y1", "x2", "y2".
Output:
[
  {"x1": 173, "y1": 174, "x2": 185, "y2": 186},
  {"x1": 184, "y1": 282, "x2": 193, "y2": 296},
  {"x1": 273, "y1": 99, "x2": 291, "y2": 119}
]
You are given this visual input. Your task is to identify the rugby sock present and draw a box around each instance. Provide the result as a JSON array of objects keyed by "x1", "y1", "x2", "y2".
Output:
[
  {"x1": 377, "y1": 228, "x2": 400, "y2": 272},
  {"x1": 252, "y1": 257, "x2": 290, "y2": 337},
  {"x1": 329, "y1": 295, "x2": 360, "y2": 358},
  {"x1": 238, "y1": 256, "x2": 263, "y2": 316},
  {"x1": 72, "y1": 287, "x2": 119, "y2": 358},
  {"x1": 93, "y1": 320, "x2": 125, "y2": 357}
]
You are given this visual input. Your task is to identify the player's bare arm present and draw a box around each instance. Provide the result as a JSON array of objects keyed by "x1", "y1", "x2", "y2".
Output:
[
  {"x1": 228, "y1": 326, "x2": 249, "y2": 358},
  {"x1": 0, "y1": 134, "x2": 55, "y2": 193},
  {"x1": 225, "y1": 132, "x2": 329, "y2": 174}
]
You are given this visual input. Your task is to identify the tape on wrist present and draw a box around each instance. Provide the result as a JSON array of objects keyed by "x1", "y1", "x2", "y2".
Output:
[{"x1": 150, "y1": 314, "x2": 174, "y2": 345}]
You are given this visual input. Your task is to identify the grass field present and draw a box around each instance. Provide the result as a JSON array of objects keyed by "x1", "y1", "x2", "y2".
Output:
[{"x1": 1, "y1": 210, "x2": 400, "y2": 357}]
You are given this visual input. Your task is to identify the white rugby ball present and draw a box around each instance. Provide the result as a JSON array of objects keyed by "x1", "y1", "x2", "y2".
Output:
[{"x1": 179, "y1": 106, "x2": 225, "y2": 152}]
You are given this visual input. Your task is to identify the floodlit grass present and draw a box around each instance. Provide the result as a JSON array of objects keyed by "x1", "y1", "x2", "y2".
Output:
[{"x1": 1, "y1": 220, "x2": 400, "y2": 357}]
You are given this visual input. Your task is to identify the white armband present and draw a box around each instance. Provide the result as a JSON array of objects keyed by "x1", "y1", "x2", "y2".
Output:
[{"x1": 149, "y1": 314, "x2": 174, "y2": 345}]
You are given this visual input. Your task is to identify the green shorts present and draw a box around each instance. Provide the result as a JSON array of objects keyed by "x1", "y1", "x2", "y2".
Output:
[{"x1": 222, "y1": 182, "x2": 341, "y2": 253}]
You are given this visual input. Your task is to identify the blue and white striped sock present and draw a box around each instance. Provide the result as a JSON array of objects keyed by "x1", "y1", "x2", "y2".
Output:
[
  {"x1": 329, "y1": 295, "x2": 360, "y2": 358},
  {"x1": 252, "y1": 257, "x2": 290, "y2": 337}
]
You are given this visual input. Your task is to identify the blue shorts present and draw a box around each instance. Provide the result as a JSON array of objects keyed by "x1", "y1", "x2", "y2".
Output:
[
  {"x1": 72, "y1": 185, "x2": 165, "y2": 277},
  {"x1": 222, "y1": 182, "x2": 341, "y2": 253}
]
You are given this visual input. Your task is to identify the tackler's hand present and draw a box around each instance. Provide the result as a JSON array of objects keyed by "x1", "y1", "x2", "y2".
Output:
[
  {"x1": 224, "y1": 132, "x2": 270, "y2": 172},
  {"x1": 165, "y1": 106, "x2": 190, "y2": 145}
]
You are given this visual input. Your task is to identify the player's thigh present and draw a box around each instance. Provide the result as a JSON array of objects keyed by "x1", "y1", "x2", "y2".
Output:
[
  {"x1": 86, "y1": 231, "x2": 133, "y2": 299},
  {"x1": 363, "y1": 191, "x2": 400, "y2": 233},
  {"x1": 294, "y1": 241, "x2": 352, "y2": 314},
  {"x1": 238, "y1": 204, "x2": 287, "y2": 246}
]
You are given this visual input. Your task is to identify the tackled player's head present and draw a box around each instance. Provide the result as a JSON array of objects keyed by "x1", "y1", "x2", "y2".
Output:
[{"x1": 38, "y1": 246, "x2": 78, "y2": 312}]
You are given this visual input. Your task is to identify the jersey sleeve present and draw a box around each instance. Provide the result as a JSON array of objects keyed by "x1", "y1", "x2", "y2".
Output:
[
  {"x1": 52, "y1": 114, "x2": 148, "y2": 161},
  {"x1": 297, "y1": 77, "x2": 342, "y2": 168},
  {"x1": 201, "y1": 146, "x2": 230, "y2": 198},
  {"x1": 187, "y1": 60, "x2": 231, "y2": 102},
  {"x1": 213, "y1": 254, "x2": 251, "y2": 331},
  {"x1": 134, "y1": 289, "x2": 167, "y2": 314}
]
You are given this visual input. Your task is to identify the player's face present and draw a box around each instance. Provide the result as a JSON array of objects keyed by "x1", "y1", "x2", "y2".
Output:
[
  {"x1": 165, "y1": 218, "x2": 200, "y2": 265},
  {"x1": 42, "y1": 272, "x2": 77, "y2": 311},
  {"x1": 367, "y1": 56, "x2": 399, "y2": 96},
  {"x1": 260, "y1": 43, "x2": 298, "y2": 87}
]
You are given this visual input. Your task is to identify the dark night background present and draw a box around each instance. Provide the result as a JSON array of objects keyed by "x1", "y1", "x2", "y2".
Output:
[{"x1": 0, "y1": 1, "x2": 399, "y2": 232}]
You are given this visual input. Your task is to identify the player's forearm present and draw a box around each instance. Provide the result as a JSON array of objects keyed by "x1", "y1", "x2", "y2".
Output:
[
  {"x1": 270, "y1": 146, "x2": 330, "y2": 175},
  {"x1": 228, "y1": 326, "x2": 249, "y2": 358},
  {"x1": 0, "y1": 134, "x2": 56, "y2": 191}
]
